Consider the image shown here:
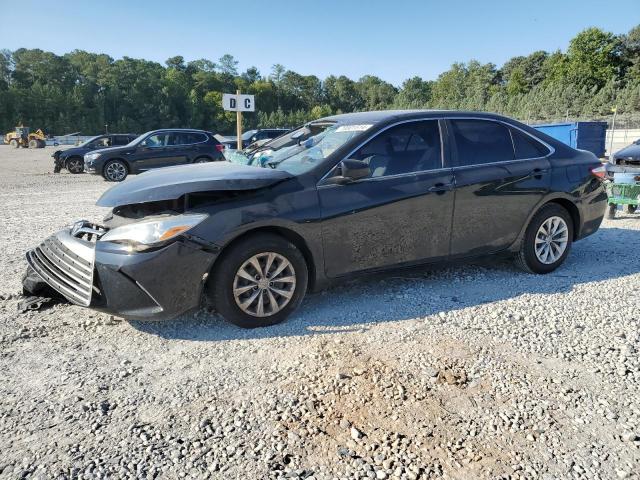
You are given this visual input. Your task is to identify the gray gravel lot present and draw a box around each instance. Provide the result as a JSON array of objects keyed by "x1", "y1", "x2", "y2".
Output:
[{"x1": 0, "y1": 146, "x2": 638, "y2": 479}]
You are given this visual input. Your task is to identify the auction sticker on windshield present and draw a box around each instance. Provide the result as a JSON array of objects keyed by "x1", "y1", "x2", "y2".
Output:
[{"x1": 335, "y1": 124, "x2": 373, "y2": 132}]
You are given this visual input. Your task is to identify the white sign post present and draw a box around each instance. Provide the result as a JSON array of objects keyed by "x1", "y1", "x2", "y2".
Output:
[{"x1": 222, "y1": 91, "x2": 256, "y2": 150}]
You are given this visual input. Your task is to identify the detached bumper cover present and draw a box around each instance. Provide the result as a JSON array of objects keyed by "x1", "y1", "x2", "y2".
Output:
[
  {"x1": 26, "y1": 230, "x2": 95, "y2": 306},
  {"x1": 26, "y1": 229, "x2": 218, "y2": 321}
]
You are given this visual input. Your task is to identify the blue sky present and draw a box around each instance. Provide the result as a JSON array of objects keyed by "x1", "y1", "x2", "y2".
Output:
[{"x1": 1, "y1": 0, "x2": 638, "y2": 86}]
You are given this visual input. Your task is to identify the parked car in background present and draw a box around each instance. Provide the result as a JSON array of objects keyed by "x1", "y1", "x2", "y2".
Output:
[
  {"x1": 53, "y1": 134, "x2": 138, "y2": 173},
  {"x1": 84, "y1": 129, "x2": 225, "y2": 181},
  {"x1": 221, "y1": 128, "x2": 289, "y2": 150},
  {"x1": 25, "y1": 111, "x2": 606, "y2": 329},
  {"x1": 611, "y1": 138, "x2": 640, "y2": 167}
]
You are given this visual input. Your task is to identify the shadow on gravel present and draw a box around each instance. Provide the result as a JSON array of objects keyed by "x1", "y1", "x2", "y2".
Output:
[{"x1": 130, "y1": 227, "x2": 640, "y2": 342}]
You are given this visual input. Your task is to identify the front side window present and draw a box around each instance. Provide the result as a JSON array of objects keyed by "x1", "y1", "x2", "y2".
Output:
[
  {"x1": 351, "y1": 120, "x2": 442, "y2": 177},
  {"x1": 144, "y1": 133, "x2": 169, "y2": 147},
  {"x1": 89, "y1": 136, "x2": 111, "y2": 148},
  {"x1": 450, "y1": 119, "x2": 514, "y2": 166}
]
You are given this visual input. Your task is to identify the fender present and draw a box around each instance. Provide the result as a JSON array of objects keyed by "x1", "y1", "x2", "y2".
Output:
[
  {"x1": 210, "y1": 217, "x2": 327, "y2": 292},
  {"x1": 508, "y1": 192, "x2": 581, "y2": 252}
]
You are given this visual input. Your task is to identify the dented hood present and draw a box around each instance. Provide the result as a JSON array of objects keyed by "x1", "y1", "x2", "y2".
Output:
[{"x1": 96, "y1": 161, "x2": 292, "y2": 207}]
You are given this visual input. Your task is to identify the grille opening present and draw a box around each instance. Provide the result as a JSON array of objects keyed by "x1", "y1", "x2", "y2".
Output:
[{"x1": 71, "y1": 221, "x2": 108, "y2": 243}]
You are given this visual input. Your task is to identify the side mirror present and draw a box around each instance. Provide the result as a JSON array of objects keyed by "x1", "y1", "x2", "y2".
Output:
[{"x1": 328, "y1": 159, "x2": 371, "y2": 185}]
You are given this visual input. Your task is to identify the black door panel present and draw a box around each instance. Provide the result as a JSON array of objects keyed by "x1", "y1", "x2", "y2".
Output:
[
  {"x1": 450, "y1": 159, "x2": 551, "y2": 256},
  {"x1": 446, "y1": 118, "x2": 552, "y2": 257},
  {"x1": 319, "y1": 169, "x2": 455, "y2": 277}
]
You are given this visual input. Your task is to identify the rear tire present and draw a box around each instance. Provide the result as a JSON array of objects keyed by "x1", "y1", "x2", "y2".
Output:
[
  {"x1": 103, "y1": 159, "x2": 128, "y2": 182},
  {"x1": 194, "y1": 157, "x2": 209, "y2": 163},
  {"x1": 515, "y1": 203, "x2": 573, "y2": 274},
  {"x1": 607, "y1": 204, "x2": 617, "y2": 219},
  {"x1": 66, "y1": 157, "x2": 84, "y2": 174},
  {"x1": 207, "y1": 233, "x2": 308, "y2": 328},
  {"x1": 624, "y1": 204, "x2": 637, "y2": 214},
  {"x1": 28, "y1": 139, "x2": 38, "y2": 149}
]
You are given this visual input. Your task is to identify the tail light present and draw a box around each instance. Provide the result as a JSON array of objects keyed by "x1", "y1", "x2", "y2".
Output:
[
  {"x1": 590, "y1": 165, "x2": 606, "y2": 180},
  {"x1": 215, "y1": 144, "x2": 225, "y2": 153}
]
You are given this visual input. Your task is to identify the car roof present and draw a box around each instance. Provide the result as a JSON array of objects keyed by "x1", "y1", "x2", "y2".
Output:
[
  {"x1": 319, "y1": 109, "x2": 517, "y2": 125},
  {"x1": 144, "y1": 128, "x2": 209, "y2": 135}
]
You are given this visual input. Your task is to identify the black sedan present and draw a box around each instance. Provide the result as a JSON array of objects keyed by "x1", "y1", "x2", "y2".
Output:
[
  {"x1": 25, "y1": 110, "x2": 607, "y2": 328},
  {"x1": 53, "y1": 134, "x2": 138, "y2": 174},
  {"x1": 84, "y1": 129, "x2": 225, "y2": 181}
]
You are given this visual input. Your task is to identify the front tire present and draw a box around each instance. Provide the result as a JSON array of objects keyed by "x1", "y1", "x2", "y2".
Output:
[
  {"x1": 66, "y1": 157, "x2": 84, "y2": 174},
  {"x1": 103, "y1": 159, "x2": 128, "y2": 182},
  {"x1": 607, "y1": 204, "x2": 617, "y2": 219},
  {"x1": 515, "y1": 204, "x2": 573, "y2": 274},
  {"x1": 194, "y1": 157, "x2": 209, "y2": 163},
  {"x1": 9, "y1": 139, "x2": 18, "y2": 148},
  {"x1": 207, "y1": 233, "x2": 308, "y2": 328},
  {"x1": 624, "y1": 204, "x2": 637, "y2": 214},
  {"x1": 28, "y1": 139, "x2": 38, "y2": 149}
]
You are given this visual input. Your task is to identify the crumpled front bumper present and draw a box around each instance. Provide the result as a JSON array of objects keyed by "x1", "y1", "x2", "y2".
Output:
[{"x1": 26, "y1": 228, "x2": 218, "y2": 321}]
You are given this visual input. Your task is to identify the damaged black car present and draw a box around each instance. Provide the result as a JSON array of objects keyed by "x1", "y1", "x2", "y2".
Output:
[
  {"x1": 53, "y1": 134, "x2": 138, "y2": 174},
  {"x1": 24, "y1": 111, "x2": 607, "y2": 328}
]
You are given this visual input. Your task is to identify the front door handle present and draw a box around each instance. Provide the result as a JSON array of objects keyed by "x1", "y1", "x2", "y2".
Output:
[{"x1": 428, "y1": 183, "x2": 453, "y2": 194}]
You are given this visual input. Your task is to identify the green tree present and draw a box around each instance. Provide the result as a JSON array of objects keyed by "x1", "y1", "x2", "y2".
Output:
[
  {"x1": 394, "y1": 76, "x2": 432, "y2": 108},
  {"x1": 356, "y1": 75, "x2": 397, "y2": 110},
  {"x1": 564, "y1": 27, "x2": 622, "y2": 89},
  {"x1": 218, "y1": 54, "x2": 238, "y2": 76}
]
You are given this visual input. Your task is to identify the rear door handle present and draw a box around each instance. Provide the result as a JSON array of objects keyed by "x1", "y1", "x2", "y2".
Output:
[
  {"x1": 428, "y1": 183, "x2": 454, "y2": 194},
  {"x1": 531, "y1": 168, "x2": 549, "y2": 178}
]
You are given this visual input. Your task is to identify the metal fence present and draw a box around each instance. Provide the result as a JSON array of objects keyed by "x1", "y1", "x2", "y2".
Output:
[{"x1": 49, "y1": 135, "x2": 94, "y2": 146}]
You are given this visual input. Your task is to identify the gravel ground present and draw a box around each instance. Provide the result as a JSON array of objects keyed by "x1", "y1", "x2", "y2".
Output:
[{"x1": 0, "y1": 146, "x2": 638, "y2": 480}]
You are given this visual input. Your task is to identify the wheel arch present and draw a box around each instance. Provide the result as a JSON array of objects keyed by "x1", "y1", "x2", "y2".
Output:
[
  {"x1": 545, "y1": 198, "x2": 580, "y2": 240},
  {"x1": 102, "y1": 157, "x2": 131, "y2": 173},
  {"x1": 65, "y1": 155, "x2": 84, "y2": 166},
  {"x1": 512, "y1": 195, "x2": 582, "y2": 251},
  {"x1": 209, "y1": 225, "x2": 319, "y2": 291}
]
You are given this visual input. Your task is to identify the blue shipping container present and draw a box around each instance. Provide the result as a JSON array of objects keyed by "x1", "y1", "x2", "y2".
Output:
[{"x1": 531, "y1": 121, "x2": 607, "y2": 158}]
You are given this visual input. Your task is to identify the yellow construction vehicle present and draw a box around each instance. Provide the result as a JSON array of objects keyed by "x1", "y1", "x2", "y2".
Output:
[{"x1": 4, "y1": 126, "x2": 47, "y2": 148}]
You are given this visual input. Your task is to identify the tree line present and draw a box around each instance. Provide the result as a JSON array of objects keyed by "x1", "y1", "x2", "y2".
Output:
[{"x1": 0, "y1": 25, "x2": 639, "y2": 136}]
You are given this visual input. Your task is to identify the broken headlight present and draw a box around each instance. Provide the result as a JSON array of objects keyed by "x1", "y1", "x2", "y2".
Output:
[
  {"x1": 86, "y1": 152, "x2": 102, "y2": 161},
  {"x1": 99, "y1": 213, "x2": 208, "y2": 250}
]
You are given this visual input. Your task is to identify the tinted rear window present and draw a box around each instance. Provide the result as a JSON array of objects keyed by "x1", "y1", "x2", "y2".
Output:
[
  {"x1": 171, "y1": 132, "x2": 208, "y2": 145},
  {"x1": 510, "y1": 128, "x2": 550, "y2": 159},
  {"x1": 112, "y1": 136, "x2": 130, "y2": 146},
  {"x1": 450, "y1": 119, "x2": 514, "y2": 166}
]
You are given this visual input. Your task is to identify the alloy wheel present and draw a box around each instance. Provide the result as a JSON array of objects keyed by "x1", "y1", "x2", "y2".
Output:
[
  {"x1": 67, "y1": 158, "x2": 84, "y2": 173},
  {"x1": 105, "y1": 161, "x2": 126, "y2": 181},
  {"x1": 233, "y1": 252, "x2": 296, "y2": 317},
  {"x1": 535, "y1": 216, "x2": 569, "y2": 264}
]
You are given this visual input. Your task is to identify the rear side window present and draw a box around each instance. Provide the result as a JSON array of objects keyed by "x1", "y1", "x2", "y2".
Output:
[
  {"x1": 168, "y1": 132, "x2": 207, "y2": 145},
  {"x1": 450, "y1": 119, "x2": 514, "y2": 166},
  {"x1": 112, "y1": 136, "x2": 130, "y2": 146},
  {"x1": 352, "y1": 120, "x2": 442, "y2": 177},
  {"x1": 184, "y1": 132, "x2": 208, "y2": 144},
  {"x1": 510, "y1": 128, "x2": 550, "y2": 159}
]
